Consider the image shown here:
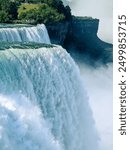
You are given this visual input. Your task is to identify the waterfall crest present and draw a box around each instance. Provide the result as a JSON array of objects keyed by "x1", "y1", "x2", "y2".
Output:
[
  {"x1": 0, "y1": 45, "x2": 99, "y2": 150},
  {"x1": 0, "y1": 24, "x2": 50, "y2": 44}
]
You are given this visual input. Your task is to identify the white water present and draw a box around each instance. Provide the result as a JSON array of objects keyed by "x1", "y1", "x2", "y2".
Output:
[
  {"x1": 0, "y1": 94, "x2": 62, "y2": 150},
  {"x1": 80, "y1": 64, "x2": 113, "y2": 150},
  {"x1": 0, "y1": 46, "x2": 99, "y2": 150},
  {"x1": 0, "y1": 24, "x2": 50, "y2": 44}
]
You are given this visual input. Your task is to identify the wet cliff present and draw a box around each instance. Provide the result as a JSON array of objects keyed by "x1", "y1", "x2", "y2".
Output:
[{"x1": 46, "y1": 17, "x2": 113, "y2": 65}]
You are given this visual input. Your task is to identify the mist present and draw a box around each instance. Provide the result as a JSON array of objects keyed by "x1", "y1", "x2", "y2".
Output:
[
  {"x1": 63, "y1": 0, "x2": 113, "y2": 43},
  {"x1": 62, "y1": 1, "x2": 113, "y2": 150},
  {"x1": 79, "y1": 63, "x2": 113, "y2": 150}
]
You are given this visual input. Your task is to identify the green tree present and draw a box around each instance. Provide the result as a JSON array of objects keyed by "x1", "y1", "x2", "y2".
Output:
[
  {"x1": 51, "y1": 0, "x2": 72, "y2": 21},
  {"x1": 0, "y1": 0, "x2": 72, "y2": 23},
  {"x1": 0, "y1": 0, "x2": 18, "y2": 20},
  {"x1": 0, "y1": 11, "x2": 10, "y2": 23},
  {"x1": 8, "y1": 2, "x2": 18, "y2": 19},
  {"x1": 18, "y1": 4, "x2": 65, "y2": 24}
]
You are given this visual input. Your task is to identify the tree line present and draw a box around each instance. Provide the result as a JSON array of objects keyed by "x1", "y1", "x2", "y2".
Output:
[{"x1": 0, "y1": 0, "x2": 72, "y2": 24}]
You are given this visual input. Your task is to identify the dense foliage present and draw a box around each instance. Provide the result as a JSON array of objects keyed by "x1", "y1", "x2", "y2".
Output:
[
  {"x1": 0, "y1": 0, "x2": 17, "y2": 22},
  {"x1": 0, "y1": 0, "x2": 72, "y2": 24},
  {"x1": 18, "y1": 4, "x2": 65, "y2": 24}
]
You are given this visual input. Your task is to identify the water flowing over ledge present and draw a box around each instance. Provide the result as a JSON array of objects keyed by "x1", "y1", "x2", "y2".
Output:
[
  {"x1": 0, "y1": 45, "x2": 99, "y2": 150},
  {"x1": 0, "y1": 24, "x2": 50, "y2": 44},
  {"x1": 0, "y1": 42, "x2": 53, "y2": 51}
]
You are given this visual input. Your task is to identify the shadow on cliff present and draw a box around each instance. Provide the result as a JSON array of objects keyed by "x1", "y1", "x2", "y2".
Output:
[{"x1": 47, "y1": 17, "x2": 113, "y2": 67}]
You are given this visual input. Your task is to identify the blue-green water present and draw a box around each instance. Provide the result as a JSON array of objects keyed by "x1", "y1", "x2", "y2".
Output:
[
  {"x1": 0, "y1": 24, "x2": 33, "y2": 28},
  {"x1": 0, "y1": 24, "x2": 50, "y2": 44},
  {"x1": 0, "y1": 24, "x2": 99, "y2": 150}
]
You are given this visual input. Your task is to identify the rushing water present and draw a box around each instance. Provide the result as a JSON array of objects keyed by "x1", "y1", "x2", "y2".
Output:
[
  {"x1": 0, "y1": 24, "x2": 50, "y2": 44},
  {"x1": 0, "y1": 44, "x2": 99, "y2": 150}
]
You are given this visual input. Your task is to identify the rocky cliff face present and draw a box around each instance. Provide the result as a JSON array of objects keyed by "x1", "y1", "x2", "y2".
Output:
[
  {"x1": 46, "y1": 17, "x2": 113, "y2": 65},
  {"x1": 46, "y1": 22, "x2": 69, "y2": 45}
]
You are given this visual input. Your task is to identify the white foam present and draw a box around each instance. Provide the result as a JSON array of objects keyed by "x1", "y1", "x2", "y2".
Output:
[
  {"x1": 0, "y1": 24, "x2": 51, "y2": 44},
  {"x1": 0, "y1": 46, "x2": 99, "y2": 150}
]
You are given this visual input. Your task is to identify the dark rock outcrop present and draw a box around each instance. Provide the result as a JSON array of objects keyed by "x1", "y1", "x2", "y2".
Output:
[
  {"x1": 46, "y1": 17, "x2": 113, "y2": 65},
  {"x1": 46, "y1": 22, "x2": 69, "y2": 45}
]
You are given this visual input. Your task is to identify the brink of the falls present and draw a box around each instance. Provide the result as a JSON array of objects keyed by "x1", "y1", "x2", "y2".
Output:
[
  {"x1": 0, "y1": 44, "x2": 99, "y2": 150},
  {"x1": 0, "y1": 24, "x2": 50, "y2": 44}
]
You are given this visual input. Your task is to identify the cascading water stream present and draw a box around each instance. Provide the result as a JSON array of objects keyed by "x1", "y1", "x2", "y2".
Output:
[
  {"x1": 0, "y1": 24, "x2": 50, "y2": 44},
  {"x1": 0, "y1": 44, "x2": 99, "y2": 150},
  {"x1": 0, "y1": 22, "x2": 99, "y2": 150}
]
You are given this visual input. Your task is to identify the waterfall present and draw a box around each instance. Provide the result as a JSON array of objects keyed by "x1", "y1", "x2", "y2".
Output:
[
  {"x1": 0, "y1": 44, "x2": 99, "y2": 150},
  {"x1": 0, "y1": 24, "x2": 50, "y2": 44}
]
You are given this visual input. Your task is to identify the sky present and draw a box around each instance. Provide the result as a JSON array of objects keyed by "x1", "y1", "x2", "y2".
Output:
[
  {"x1": 63, "y1": 0, "x2": 113, "y2": 43},
  {"x1": 62, "y1": 2, "x2": 113, "y2": 150}
]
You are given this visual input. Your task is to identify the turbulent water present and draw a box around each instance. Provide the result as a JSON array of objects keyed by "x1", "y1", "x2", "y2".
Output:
[
  {"x1": 0, "y1": 44, "x2": 99, "y2": 150},
  {"x1": 0, "y1": 24, "x2": 50, "y2": 44}
]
